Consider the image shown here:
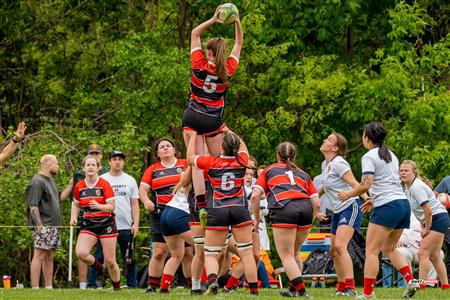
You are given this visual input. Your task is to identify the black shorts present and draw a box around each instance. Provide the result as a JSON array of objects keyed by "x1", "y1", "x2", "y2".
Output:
[
  {"x1": 269, "y1": 200, "x2": 313, "y2": 229},
  {"x1": 150, "y1": 209, "x2": 166, "y2": 243},
  {"x1": 182, "y1": 106, "x2": 225, "y2": 136},
  {"x1": 188, "y1": 189, "x2": 201, "y2": 226},
  {"x1": 79, "y1": 216, "x2": 118, "y2": 239},
  {"x1": 206, "y1": 206, "x2": 252, "y2": 231}
]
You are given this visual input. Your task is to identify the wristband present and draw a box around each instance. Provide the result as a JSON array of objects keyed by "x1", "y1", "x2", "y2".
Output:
[{"x1": 12, "y1": 135, "x2": 23, "y2": 143}]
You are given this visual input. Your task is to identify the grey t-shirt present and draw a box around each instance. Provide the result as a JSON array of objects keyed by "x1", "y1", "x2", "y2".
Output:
[
  {"x1": 406, "y1": 177, "x2": 447, "y2": 222},
  {"x1": 435, "y1": 176, "x2": 450, "y2": 194},
  {"x1": 26, "y1": 173, "x2": 61, "y2": 226}
]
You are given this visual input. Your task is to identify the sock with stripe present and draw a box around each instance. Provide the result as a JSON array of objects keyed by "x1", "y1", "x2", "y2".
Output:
[
  {"x1": 248, "y1": 282, "x2": 259, "y2": 294},
  {"x1": 112, "y1": 280, "x2": 121, "y2": 290},
  {"x1": 291, "y1": 276, "x2": 305, "y2": 292},
  {"x1": 148, "y1": 276, "x2": 160, "y2": 290},
  {"x1": 207, "y1": 273, "x2": 218, "y2": 284}
]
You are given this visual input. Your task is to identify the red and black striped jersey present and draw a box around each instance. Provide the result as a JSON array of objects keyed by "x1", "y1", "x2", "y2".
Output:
[
  {"x1": 188, "y1": 48, "x2": 239, "y2": 118},
  {"x1": 140, "y1": 159, "x2": 188, "y2": 206},
  {"x1": 195, "y1": 152, "x2": 248, "y2": 208},
  {"x1": 254, "y1": 162, "x2": 318, "y2": 209},
  {"x1": 73, "y1": 177, "x2": 115, "y2": 218}
]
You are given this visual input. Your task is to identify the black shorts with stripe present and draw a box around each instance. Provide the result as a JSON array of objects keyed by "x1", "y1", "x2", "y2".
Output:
[
  {"x1": 182, "y1": 106, "x2": 225, "y2": 136},
  {"x1": 79, "y1": 216, "x2": 118, "y2": 239},
  {"x1": 206, "y1": 206, "x2": 252, "y2": 231},
  {"x1": 269, "y1": 199, "x2": 313, "y2": 229}
]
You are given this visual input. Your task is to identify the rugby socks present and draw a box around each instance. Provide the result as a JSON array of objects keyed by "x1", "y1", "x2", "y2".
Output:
[
  {"x1": 79, "y1": 282, "x2": 87, "y2": 290},
  {"x1": 185, "y1": 277, "x2": 192, "y2": 288},
  {"x1": 288, "y1": 281, "x2": 295, "y2": 292},
  {"x1": 45, "y1": 286, "x2": 53, "y2": 289},
  {"x1": 363, "y1": 277, "x2": 376, "y2": 296},
  {"x1": 441, "y1": 283, "x2": 450, "y2": 289},
  {"x1": 419, "y1": 284, "x2": 426, "y2": 289},
  {"x1": 291, "y1": 276, "x2": 306, "y2": 292},
  {"x1": 148, "y1": 276, "x2": 161, "y2": 290},
  {"x1": 337, "y1": 281, "x2": 345, "y2": 292},
  {"x1": 345, "y1": 278, "x2": 356, "y2": 290},
  {"x1": 196, "y1": 194, "x2": 206, "y2": 209},
  {"x1": 160, "y1": 274, "x2": 173, "y2": 292},
  {"x1": 92, "y1": 259, "x2": 103, "y2": 272},
  {"x1": 112, "y1": 280, "x2": 121, "y2": 290},
  {"x1": 207, "y1": 273, "x2": 218, "y2": 284},
  {"x1": 398, "y1": 265, "x2": 414, "y2": 283},
  {"x1": 248, "y1": 282, "x2": 259, "y2": 295},
  {"x1": 225, "y1": 275, "x2": 240, "y2": 290},
  {"x1": 192, "y1": 278, "x2": 201, "y2": 290}
]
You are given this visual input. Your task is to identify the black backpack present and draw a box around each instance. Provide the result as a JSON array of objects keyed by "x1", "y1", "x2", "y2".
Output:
[{"x1": 302, "y1": 249, "x2": 335, "y2": 275}]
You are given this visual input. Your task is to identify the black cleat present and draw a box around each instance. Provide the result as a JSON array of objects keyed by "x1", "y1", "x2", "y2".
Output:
[
  {"x1": 205, "y1": 281, "x2": 219, "y2": 295},
  {"x1": 190, "y1": 289, "x2": 203, "y2": 295},
  {"x1": 145, "y1": 286, "x2": 157, "y2": 293}
]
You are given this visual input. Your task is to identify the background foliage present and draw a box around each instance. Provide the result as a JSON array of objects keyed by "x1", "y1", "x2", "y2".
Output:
[{"x1": 1, "y1": 0, "x2": 449, "y2": 286}]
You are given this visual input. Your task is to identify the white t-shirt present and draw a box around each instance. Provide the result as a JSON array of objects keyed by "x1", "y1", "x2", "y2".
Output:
[
  {"x1": 166, "y1": 190, "x2": 189, "y2": 214},
  {"x1": 405, "y1": 177, "x2": 447, "y2": 222},
  {"x1": 313, "y1": 174, "x2": 331, "y2": 214},
  {"x1": 361, "y1": 147, "x2": 406, "y2": 207},
  {"x1": 320, "y1": 157, "x2": 358, "y2": 213},
  {"x1": 101, "y1": 172, "x2": 139, "y2": 230}
]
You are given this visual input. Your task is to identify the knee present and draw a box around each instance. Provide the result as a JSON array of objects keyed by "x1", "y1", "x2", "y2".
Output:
[
  {"x1": 76, "y1": 249, "x2": 89, "y2": 260},
  {"x1": 152, "y1": 249, "x2": 168, "y2": 261},
  {"x1": 104, "y1": 256, "x2": 116, "y2": 268},
  {"x1": 333, "y1": 244, "x2": 346, "y2": 257},
  {"x1": 429, "y1": 252, "x2": 440, "y2": 263},
  {"x1": 418, "y1": 249, "x2": 430, "y2": 260}
]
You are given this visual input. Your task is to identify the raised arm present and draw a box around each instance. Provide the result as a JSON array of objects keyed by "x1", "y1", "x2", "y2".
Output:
[
  {"x1": 191, "y1": 6, "x2": 222, "y2": 51},
  {"x1": 229, "y1": 17, "x2": 243, "y2": 60},
  {"x1": 186, "y1": 131, "x2": 198, "y2": 165},
  {"x1": 0, "y1": 121, "x2": 26, "y2": 164}
]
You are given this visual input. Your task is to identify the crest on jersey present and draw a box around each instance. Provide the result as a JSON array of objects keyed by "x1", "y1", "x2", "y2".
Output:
[
  {"x1": 176, "y1": 167, "x2": 183, "y2": 174},
  {"x1": 96, "y1": 189, "x2": 101, "y2": 197}
]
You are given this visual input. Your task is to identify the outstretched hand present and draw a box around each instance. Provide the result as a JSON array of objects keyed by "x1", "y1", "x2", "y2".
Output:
[{"x1": 212, "y1": 5, "x2": 223, "y2": 23}]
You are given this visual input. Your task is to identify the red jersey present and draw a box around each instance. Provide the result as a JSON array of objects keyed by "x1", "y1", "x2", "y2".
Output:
[
  {"x1": 140, "y1": 159, "x2": 188, "y2": 206},
  {"x1": 254, "y1": 162, "x2": 318, "y2": 209},
  {"x1": 195, "y1": 152, "x2": 248, "y2": 208},
  {"x1": 188, "y1": 48, "x2": 239, "y2": 118},
  {"x1": 73, "y1": 177, "x2": 115, "y2": 218}
]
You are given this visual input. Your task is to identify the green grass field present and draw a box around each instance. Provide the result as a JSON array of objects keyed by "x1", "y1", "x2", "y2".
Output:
[{"x1": 0, "y1": 287, "x2": 449, "y2": 300}]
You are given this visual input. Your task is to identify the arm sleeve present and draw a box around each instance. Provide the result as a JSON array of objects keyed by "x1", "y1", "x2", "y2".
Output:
[
  {"x1": 140, "y1": 165, "x2": 154, "y2": 188},
  {"x1": 307, "y1": 177, "x2": 318, "y2": 197},
  {"x1": 361, "y1": 155, "x2": 375, "y2": 175},
  {"x1": 195, "y1": 156, "x2": 215, "y2": 170},
  {"x1": 226, "y1": 56, "x2": 239, "y2": 77},
  {"x1": 73, "y1": 183, "x2": 80, "y2": 203},
  {"x1": 191, "y1": 48, "x2": 207, "y2": 70},
  {"x1": 130, "y1": 178, "x2": 140, "y2": 199},
  {"x1": 103, "y1": 180, "x2": 115, "y2": 202},
  {"x1": 412, "y1": 183, "x2": 430, "y2": 207},
  {"x1": 238, "y1": 151, "x2": 249, "y2": 165},
  {"x1": 336, "y1": 160, "x2": 351, "y2": 178},
  {"x1": 254, "y1": 169, "x2": 268, "y2": 193},
  {"x1": 27, "y1": 180, "x2": 42, "y2": 207}
]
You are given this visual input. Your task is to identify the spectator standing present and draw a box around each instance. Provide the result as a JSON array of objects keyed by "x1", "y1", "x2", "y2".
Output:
[
  {"x1": 101, "y1": 150, "x2": 140, "y2": 288},
  {"x1": 27, "y1": 154, "x2": 72, "y2": 289}
]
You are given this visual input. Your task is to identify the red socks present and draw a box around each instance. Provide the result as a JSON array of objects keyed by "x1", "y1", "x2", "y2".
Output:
[
  {"x1": 112, "y1": 280, "x2": 121, "y2": 290},
  {"x1": 398, "y1": 265, "x2": 414, "y2": 283},
  {"x1": 160, "y1": 274, "x2": 174, "y2": 292},
  {"x1": 337, "y1": 281, "x2": 345, "y2": 292},
  {"x1": 363, "y1": 277, "x2": 376, "y2": 296},
  {"x1": 225, "y1": 276, "x2": 239, "y2": 289},
  {"x1": 345, "y1": 278, "x2": 356, "y2": 290},
  {"x1": 441, "y1": 283, "x2": 450, "y2": 289}
]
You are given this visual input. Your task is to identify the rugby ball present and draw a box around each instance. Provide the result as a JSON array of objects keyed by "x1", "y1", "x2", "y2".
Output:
[
  {"x1": 437, "y1": 193, "x2": 450, "y2": 209},
  {"x1": 218, "y1": 3, "x2": 239, "y2": 24}
]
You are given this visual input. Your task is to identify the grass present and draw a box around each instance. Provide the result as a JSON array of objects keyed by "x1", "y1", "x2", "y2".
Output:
[{"x1": 1, "y1": 287, "x2": 449, "y2": 300}]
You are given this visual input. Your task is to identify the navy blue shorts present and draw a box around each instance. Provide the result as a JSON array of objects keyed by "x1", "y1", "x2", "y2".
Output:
[
  {"x1": 370, "y1": 199, "x2": 411, "y2": 229},
  {"x1": 160, "y1": 206, "x2": 190, "y2": 236},
  {"x1": 431, "y1": 213, "x2": 450, "y2": 234},
  {"x1": 331, "y1": 199, "x2": 363, "y2": 235}
]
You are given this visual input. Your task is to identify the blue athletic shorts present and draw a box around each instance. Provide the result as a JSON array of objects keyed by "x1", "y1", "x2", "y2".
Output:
[
  {"x1": 331, "y1": 198, "x2": 363, "y2": 235},
  {"x1": 370, "y1": 199, "x2": 410, "y2": 229},
  {"x1": 431, "y1": 213, "x2": 450, "y2": 234},
  {"x1": 160, "y1": 206, "x2": 190, "y2": 236}
]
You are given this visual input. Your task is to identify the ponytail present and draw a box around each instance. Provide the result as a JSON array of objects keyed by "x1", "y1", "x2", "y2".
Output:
[
  {"x1": 206, "y1": 38, "x2": 229, "y2": 84},
  {"x1": 363, "y1": 122, "x2": 392, "y2": 163},
  {"x1": 222, "y1": 132, "x2": 256, "y2": 170}
]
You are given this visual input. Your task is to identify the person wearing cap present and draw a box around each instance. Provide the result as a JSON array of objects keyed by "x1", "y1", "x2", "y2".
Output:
[
  {"x1": 0, "y1": 121, "x2": 26, "y2": 165},
  {"x1": 69, "y1": 144, "x2": 109, "y2": 289},
  {"x1": 100, "y1": 150, "x2": 140, "y2": 288}
]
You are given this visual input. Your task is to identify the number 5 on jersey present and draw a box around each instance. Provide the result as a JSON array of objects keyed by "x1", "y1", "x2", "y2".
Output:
[{"x1": 203, "y1": 75, "x2": 218, "y2": 93}]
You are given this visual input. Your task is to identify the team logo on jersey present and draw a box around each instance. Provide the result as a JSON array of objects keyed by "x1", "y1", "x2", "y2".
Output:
[
  {"x1": 176, "y1": 167, "x2": 183, "y2": 174},
  {"x1": 159, "y1": 171, "x2": 165, "y2": 175},
  {"x1": 96, "y1": 189, "x2": 101, "y2": 197}
]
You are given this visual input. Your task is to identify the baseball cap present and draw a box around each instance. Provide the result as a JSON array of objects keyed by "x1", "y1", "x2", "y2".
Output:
[
  {"x1": 109, "y1": 150, "x2": 126, "y2": 159},
  {"x1": 87, "y1": 144, "x2": 102, "y2": 154}
]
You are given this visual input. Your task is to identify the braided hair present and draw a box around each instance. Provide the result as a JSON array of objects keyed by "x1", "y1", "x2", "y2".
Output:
[
  {"x1": 222, "y1": 132, "x2": 255, "y2": 169},
  {"x1": 276, "y1": 142, "x2": 301, "y2": 171}
]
